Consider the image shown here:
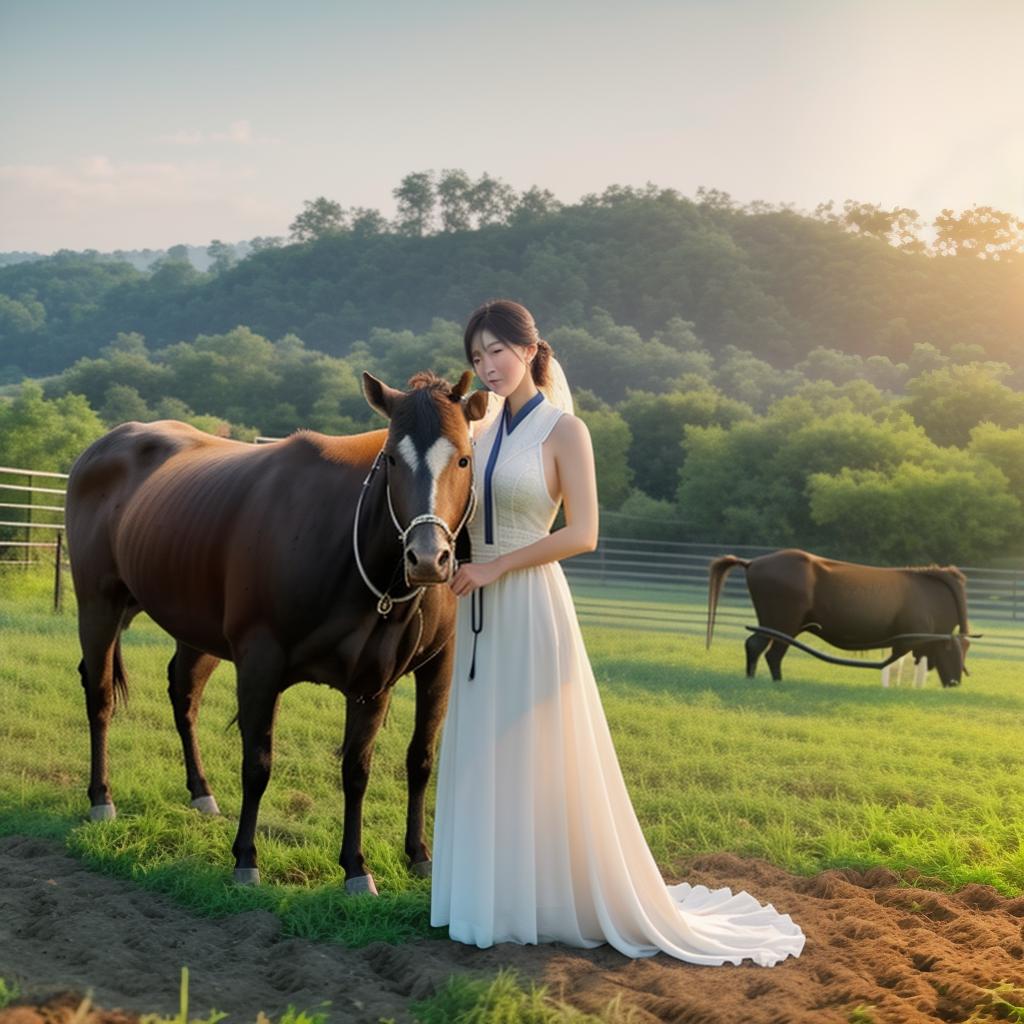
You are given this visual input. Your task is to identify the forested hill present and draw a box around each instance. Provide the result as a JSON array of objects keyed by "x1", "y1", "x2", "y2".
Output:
[{"x1": 2, "y1": 189, "x2": 1022, "y2": 378}]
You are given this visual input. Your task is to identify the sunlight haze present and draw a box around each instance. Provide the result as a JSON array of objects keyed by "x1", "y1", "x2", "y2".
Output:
[{"x1": 2, "y1": 0, "x2": 1022, "y2": 252}]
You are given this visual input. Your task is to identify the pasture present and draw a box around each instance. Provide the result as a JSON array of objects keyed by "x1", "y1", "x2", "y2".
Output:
[{"x1": 2, "y1": 567, "x2": 1023, "y2": 1021}]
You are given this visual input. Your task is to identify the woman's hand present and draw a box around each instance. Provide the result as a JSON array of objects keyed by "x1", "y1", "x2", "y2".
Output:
[{"x1": 449, "y1": 559, "x2": 504, "y2": 597}]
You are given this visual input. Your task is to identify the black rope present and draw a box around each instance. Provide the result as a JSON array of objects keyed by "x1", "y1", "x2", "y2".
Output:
[{"x1": 469, "y1": 587, "x2": 483, "y2": 680}]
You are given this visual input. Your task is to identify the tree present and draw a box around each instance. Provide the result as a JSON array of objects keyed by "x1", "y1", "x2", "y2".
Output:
[
  {"x1": 714, "y1": 347, "x2": 801, "y2": 412},
  {"x1": 577, "y1": 407, "x2": 633, "y2": 508},
  {"x1": 436, "y1": 169, "x2": 473, "y2": 232},
  {"x1": 808, "y1": 459, "x2": 1021, "y2": 563},
  {"x1": 0, "y1": 380, "x2": 104, "y2": 471},
  {"x1": 933, "y1": 206, "x2": 1024, "y2": 260},
  {"x1": 676, "y1": 400, "x2": 938, "y2": 550},
  {"x1": 0, "y1": 292, "x2": 45, "y2": 334},
  {"x1": 620, "y1": 384, "x2": 751, "y2": 501},
  {"x1": 468, "y1": 173, "x2": 517, "y2": 227},
  {"x1": 99, "y1": 384, "x2": 152, "y2": 426},
  {"x1": 968, "y1": 422, "x2": 1024, "y2": 503},
  {"x1": 905, "y1": 363, "x2": 1024, "y2": 446},
  {"x1": 347, "y1": 207, "x2": 388, "y2": 237},
  {"x1": 289, "y1": 197, "x2": 347, "y2": 242},
  {"x1": 249, "y1": 235, "x2": 284, "y2": 253},
  {"x1": 510, "y1": 186, "x2": 562, "y2": 224},
  {"x1": 838, "y1": 200, "x2": 924, "y2": 252},
  {"x1": 393, "y1": 171, "x2": 436, "y2": 237},
  {"x1": 207, "y1": 239, "x2": 238, "y2": 274}
]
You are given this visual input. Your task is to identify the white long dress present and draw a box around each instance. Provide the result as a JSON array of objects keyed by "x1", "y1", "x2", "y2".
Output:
[{"x1": 430, "y1": 394, "x2": 805, "y2": 967}]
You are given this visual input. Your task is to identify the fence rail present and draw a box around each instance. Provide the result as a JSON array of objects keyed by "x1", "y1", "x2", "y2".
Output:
[
  {"x1": 4, "y1": 461, "x2": 1023, "y2": 648},
  {"x1": 0, "y1": 465, "x2": 68, "y2": 611}
]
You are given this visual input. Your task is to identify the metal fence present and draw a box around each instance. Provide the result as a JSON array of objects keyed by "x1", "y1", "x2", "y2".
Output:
[
  {"x1": 5, "y1": 460, "x2": 1023, "y2": 651},
  {"x1": 0, "y1": 465, "x2": 68, "y2": 611}
]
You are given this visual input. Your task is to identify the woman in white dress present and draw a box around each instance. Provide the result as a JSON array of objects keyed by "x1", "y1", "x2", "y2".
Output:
[{"x1": 430, "y1": 299, "x2": 805, "y2": 967}]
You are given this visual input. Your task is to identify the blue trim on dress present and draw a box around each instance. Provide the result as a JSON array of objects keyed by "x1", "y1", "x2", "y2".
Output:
[{"x1": 482, "y1": 391, "x2": 546, "y2": 545}]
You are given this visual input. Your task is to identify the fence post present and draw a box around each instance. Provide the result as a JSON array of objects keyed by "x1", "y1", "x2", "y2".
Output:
[
  {"x1": 53, "y1": 529, "x2": 64, "y2": 613},
  {"x1": 25, "y1": 471, "x2": 33, "y2": 571}
]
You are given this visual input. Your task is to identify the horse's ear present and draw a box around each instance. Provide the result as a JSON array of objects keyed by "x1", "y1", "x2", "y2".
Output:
[
  {"x1": 463, "y1": 388, "x2": 490, "y2": 422},
  {"x1": 451, "y1": 370, "x2": 473, "y2": 400},
  {"x1": 362, "y1": 372, "x2": 402, "y2": 420}
]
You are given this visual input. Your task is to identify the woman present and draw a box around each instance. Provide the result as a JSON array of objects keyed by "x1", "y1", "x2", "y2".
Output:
[{"x1": 430, "y1": 299, "x2": 804, "y2": 966}]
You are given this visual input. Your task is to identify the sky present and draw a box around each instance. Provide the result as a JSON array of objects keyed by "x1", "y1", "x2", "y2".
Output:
[{"x1": 2, "y1": 0, "x2": 1022, "y2": 253}]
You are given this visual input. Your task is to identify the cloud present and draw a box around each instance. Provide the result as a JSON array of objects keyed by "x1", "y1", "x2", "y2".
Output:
[
  {"x1": 0, "y1": 153, "x2": 290, "y2": 249},
  {"x1": 153, "y1": 119, "x2": 280, "y2": 146},
  {"x1": 154, "y1": 129, "x2": 205, "y2": 146},
  {"x1": 0, "y1": 155, "x2": 246, "y2": 206}
]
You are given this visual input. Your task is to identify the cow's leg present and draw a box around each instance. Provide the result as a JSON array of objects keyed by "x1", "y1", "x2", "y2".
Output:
[
  {"x1": 764, "y1": 639, "x2": 788, "y2": 681},
  {"x1": 405, "y1": 643, "x2": 454, "y2": 877},
  {"x1": 230, "y1": 644, "x2": 284, "y2": 885},
  {"x1": 914, "y1": 657, "x2": 928, "y2": 688},
  {"x1": 745, "y1": 632, "x2": 771, "y2": 677},
  {"x1": 339, "y1": 690, "x2": 392, "y2": 894},
  {"x1": 167, "y1": 642, "x2": 221, "y2": 813},
  {"x1": 77, "y1": 599, "x2": 127, "y2": 819}
]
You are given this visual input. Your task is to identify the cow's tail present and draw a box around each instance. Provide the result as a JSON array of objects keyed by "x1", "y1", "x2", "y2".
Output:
[{"x1": 707, "y1": 555, "x2": 749, "y2": 649}]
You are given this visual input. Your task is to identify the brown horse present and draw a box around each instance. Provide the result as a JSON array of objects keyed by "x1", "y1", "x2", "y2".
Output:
[{"x1": 66, "y1": 370, "x2": 488, "y2": 892}]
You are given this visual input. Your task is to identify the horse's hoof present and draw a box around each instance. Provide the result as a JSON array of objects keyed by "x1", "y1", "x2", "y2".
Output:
[
  {"x1": 190, "y1": 795, "x2": 221, "y2": 816},
  {"x1": 345, "y1": 873, "x2": 379, "y2": 896},
  {"x1": 410, "y1": 860, "x2": 432, "y2": 878},
  {"x1": 233, "y1": 867, "x2": 261, "y2": 885},
  {"x1": 89, "y1": 803, "x2": 116, "y2": 822}
]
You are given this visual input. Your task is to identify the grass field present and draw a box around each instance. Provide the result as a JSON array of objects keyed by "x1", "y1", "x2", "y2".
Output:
[{"x1": 2, "y1": 567, "x2": 1023, "y2": 950}]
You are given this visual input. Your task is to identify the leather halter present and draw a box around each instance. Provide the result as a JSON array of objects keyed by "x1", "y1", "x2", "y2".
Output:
[{"x1": 353, "y1": 445, "x2": 477, "y2": 617}]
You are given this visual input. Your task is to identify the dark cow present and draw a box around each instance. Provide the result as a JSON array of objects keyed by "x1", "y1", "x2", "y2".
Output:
[
  {"x1": 706, "y1": 548, "x2": 971, "y2": 686},
  {"x1": 65, "y1": 370, "x2": 488, "y2": 892}
]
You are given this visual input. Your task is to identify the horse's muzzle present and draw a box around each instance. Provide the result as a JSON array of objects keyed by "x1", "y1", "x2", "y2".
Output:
[{"x1": 404, "y1": 537, "x2": 454, "y2": 585}]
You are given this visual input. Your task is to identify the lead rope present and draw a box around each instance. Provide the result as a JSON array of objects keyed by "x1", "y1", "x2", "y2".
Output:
[{"x1": 469, "y1": 587, "x2": 483, "y2": 680}]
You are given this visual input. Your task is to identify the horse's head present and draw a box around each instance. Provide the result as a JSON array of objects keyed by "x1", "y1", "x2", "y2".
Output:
[{"x1": 363, "y1": 370, "x2": 489, "y2": 585}]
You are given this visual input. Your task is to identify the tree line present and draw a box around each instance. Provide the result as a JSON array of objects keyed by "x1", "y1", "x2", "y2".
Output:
[
  {"x1": 5, "y1": 313, "x2": 1024, "y2": 565},
  {"x1": 2, "y1": 174, "x2": 1022, "y2": 380}
]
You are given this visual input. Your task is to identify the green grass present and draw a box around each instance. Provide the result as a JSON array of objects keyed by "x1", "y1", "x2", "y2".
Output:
[
  {"x1": 3, "y1": 566, "x2": 1024, "y2": 951},
  {"x1": 0, "y1": 977, "x2": 21, "y2": 1009},
  {"x1": 409, "y1": 969, "x2": 635, "y2": 1023}
]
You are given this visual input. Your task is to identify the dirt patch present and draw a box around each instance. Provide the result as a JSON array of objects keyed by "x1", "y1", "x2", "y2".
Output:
[{"x1": 1, "y1": 835, "x2": 1021, "y2": 1023}]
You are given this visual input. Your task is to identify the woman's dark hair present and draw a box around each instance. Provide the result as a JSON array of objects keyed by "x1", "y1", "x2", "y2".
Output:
[{"x1": 463, "y1": 299, "x2": 552, "y2": 388}]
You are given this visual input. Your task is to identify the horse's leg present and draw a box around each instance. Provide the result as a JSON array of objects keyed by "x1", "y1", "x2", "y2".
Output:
[
  {"x1": 230, "y1": 643, "x2": 283, "y2": 885},
  {"x1": 77, "y1": 599, "x2": 127, "y2": 819},
  {"x1": 338, "y1": 691, "x2": 392, "y2": 894},
  {"x1": 745, "y1": 632, "x2": 771, "y2": 677},
  {"x1": 167, "y1": 642, "x2": 221, "y2": 814},
  {"x1": 404, "y1": 643, "x2": 454, "y2": 877},
  {"x1": 764, "y1": 639, "x2": 788, "y2": 681}
]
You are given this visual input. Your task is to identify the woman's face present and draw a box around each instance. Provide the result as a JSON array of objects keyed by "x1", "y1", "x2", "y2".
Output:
[{"x1": 469, "y1": 328, "x2": 536, "y2": 397}]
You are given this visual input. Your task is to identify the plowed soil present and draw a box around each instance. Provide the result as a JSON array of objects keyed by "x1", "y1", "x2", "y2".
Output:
[{"x1": 1, "y1": 835, "x2": 1021, "y2": 1024}]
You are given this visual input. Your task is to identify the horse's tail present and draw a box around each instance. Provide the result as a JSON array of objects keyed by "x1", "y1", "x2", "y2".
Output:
[
  {"x1": 707, "y1": 555, "x2": 749, "y2": 649},
  {"x1": 112, "y1": 638, "x2": 129, "y2": 710}
]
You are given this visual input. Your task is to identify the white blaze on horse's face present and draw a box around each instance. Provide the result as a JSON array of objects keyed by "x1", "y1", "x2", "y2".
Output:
[{"x1": 396, "y1": 434, "x2": 456, "y2": 513}]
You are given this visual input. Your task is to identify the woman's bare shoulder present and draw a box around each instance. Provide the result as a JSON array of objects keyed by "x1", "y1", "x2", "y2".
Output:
[{"x1": 549, "y1": 412, "x2": 592, "y2": 449}]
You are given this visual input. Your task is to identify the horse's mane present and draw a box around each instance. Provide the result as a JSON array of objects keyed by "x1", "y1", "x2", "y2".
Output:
[
  {"x1": 903, "y1": 564, "x2": 966, "y2": 584},
  {"x1": 406, "y1": 371, "x2": 452, "y2": 395}
]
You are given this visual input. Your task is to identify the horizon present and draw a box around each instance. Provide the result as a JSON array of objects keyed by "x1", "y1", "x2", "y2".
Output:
[{"x1": 2, "y1": 0, "x2": 1023, "y2": 254}]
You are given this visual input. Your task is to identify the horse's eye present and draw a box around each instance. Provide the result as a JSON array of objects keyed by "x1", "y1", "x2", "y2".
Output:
[
  {"x1": 387, "y1": 454, "x2": 396, "y2": 466},
  {"x1": 458, "y1": 456, "x2": 470, "y2": 468}
]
